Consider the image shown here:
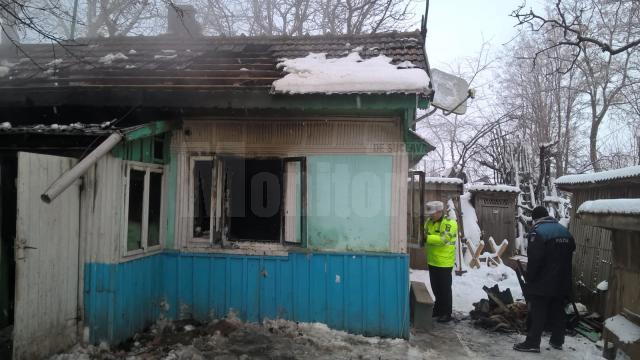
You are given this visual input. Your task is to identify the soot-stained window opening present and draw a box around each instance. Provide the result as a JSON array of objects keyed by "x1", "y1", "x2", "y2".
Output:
[
  {"x1": 188, "y1": 155, "x2": 306, "y2": 246},
  {"x1": 227, "y1": 158, "x2": 283, "y2": 242}
]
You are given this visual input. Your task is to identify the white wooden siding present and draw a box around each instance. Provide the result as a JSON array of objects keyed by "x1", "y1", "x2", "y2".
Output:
[{"x1": 80, "y1": 155, "x2": 127, "y2": 264}]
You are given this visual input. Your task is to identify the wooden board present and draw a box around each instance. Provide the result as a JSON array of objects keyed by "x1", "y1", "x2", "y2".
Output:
[{"x1": 13, "y1": 152, "x2": 80, "y2": 360}]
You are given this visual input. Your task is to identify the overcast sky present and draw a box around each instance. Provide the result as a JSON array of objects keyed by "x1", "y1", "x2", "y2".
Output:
[{"x1": 423, "y1": 0, "x2": 543, "y2": 69}]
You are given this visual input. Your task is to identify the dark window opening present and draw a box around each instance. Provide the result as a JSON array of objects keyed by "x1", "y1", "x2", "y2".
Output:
[
  {"x1": 193, "y1": 160, "x2": 213, "y2": 238},
  {"x1": 153, "y1": 135, "x2": 165, "y2": 162},
  {"x1": 227, "y1": 158, "x2": 282, "y2": 242},
  {"x1": 148, "y1": 172, "x2": 162, "y2": 247},
  {"x1": 127, "y1": 169, "x2": 145, "y2": 251}
]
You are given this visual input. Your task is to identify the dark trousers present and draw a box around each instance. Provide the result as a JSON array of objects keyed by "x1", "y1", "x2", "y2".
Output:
[
  {"x1": 429, "y1": 266, "x2": 453, "y2": 317},
  {"x1": 525, "y1": 295, "x2": 566, "y2": 346}
]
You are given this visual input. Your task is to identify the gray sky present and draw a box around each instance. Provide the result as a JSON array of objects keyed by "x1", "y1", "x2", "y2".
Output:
[{"x1": 424, "y1": 0, "x2": 541, "y2": 69}]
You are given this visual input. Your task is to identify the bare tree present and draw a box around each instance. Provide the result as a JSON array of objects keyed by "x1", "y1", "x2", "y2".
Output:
[
  {"x1": 512, "y1": 0, "x2": 640, "y2": 60},
  {"x1": 416, "y1": 42, "x2": 519, "y2": 182},
  {"x1": 510, "y1": 0, "x2": 640, "y2": 171}
]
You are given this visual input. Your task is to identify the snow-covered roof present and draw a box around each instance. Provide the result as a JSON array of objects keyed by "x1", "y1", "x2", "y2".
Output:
[
  {"x1": 555, "y1": 165, "x2": 640, "y2": 186},
  {"x1": 604, "y1": 314, "x2": 640, "y2": 344},
  {"x1": 424, "y1": 177, "x2": 464, "y2": 185},
  {"x1": 271, "y1": 51, "x2": 430, "y2": 95},
  {"x1": 0, "y1": 31, "x2": 428, "y2": 106},
  {"x1": 466, "y1": 184, "x2": 521, "y2": 193},
  {"x1": 577, "y1": 199, "x2": 640, "y2": 216}
]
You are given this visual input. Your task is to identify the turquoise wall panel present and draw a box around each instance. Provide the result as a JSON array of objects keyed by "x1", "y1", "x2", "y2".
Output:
[
  {"x1": 84, "y1": 255, "x2": 163, "y2": 344},
  {"x1": 84, "y1": 251, "x2": 409, "y2": 344},
  {"x1": 306, "y1": 155, "x2": 393, "y2": 252}
]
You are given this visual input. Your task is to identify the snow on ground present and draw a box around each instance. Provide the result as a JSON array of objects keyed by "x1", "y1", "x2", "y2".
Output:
[
  {"x1": 49, "y1": 316, "x2": 437, "y2": 360},
  {"x1": 48, "y1": 261, "x2": 601, "y2": 360},
  {"x1": 604, "y1": 315, "x2": 640, "y2": 344},
  {"x1": 271, "y1": 51, "x2": 430, "y2": 94},
  {"x1": 411, "y1": 263, "x2": 523, "y2": 313},
  {"x1": 48, "y1": 314, "x2": 605, "y2": 360},
  {"x1": 411, "y1": 317, "x2": 605, "y2": 360},
  {"x1": 408, "y1": 265, "x2": 604, "y2": 359},
  {"x1": 578, "y1": 198, "x2": 640, "y2": 215}
]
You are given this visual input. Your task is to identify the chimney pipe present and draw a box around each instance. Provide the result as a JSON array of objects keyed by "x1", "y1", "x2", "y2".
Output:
[{"x1": 167, "y1": 4, "x2": 201, "y2": 37}]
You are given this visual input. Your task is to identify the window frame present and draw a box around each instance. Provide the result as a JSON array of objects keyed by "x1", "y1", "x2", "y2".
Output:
[
  {"x1": 123, "y1": 162, "x2": 165, "y2": 257},
  {"x1": 281, "y1": 157, "x2": 307, "y2": 246},
  {"x1": 185, "y1": 154, "x2": 307, "y2": 250},
  {"x1": 188, "y1": 155, "x2": 218, "y2": 246}
]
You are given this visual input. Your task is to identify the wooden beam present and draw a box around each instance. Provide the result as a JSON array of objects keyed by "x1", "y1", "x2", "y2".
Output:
[
  {"x1": 123, "y1": 121, "x2": 177, "y2": 141},
  {"x1": 0, "y1": 88, "x2": 422, "y2": 111}
]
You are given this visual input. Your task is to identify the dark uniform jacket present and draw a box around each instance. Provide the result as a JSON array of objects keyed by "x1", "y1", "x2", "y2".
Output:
[{"x1": 525, "y1": 216, "x2": 576, "y2": 297}]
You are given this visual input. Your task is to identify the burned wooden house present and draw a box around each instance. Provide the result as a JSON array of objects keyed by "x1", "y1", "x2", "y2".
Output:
[
  {"x1": 0, "y1": 22, "x2": 435, "y2": 359},
  {"x1": 556, "y1": 165, "x2": 640, "y2": 318}
]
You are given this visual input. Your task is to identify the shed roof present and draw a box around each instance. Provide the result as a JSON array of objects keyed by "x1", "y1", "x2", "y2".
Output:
[
  {"x1": 578, "y1": 199, "x2": 640, "y2": 216},
  {"x1": 466, "y1": 184, "x2": 520, "y2": 193},
  {"x1": 0, "y1": 31, "x2": 429, "y2": 107},
  {"x1": 424, "y1": 177, "x2": 464, "y2": 185},
  {"x1": 578, "y1": 199, "x2": 640, "y2": 232},
  {"x1": 555, "y1": 165, "x2": 640, "y2": 188}
]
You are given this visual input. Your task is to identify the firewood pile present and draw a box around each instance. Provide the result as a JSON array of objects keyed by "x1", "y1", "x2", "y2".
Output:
[{"x1": 469, "y1": 284, "x2": 528, "y2": 333}]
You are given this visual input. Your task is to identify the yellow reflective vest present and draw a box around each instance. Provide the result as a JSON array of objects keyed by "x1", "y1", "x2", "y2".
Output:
[{"x1": 424, "y1": 216, "x2": 458, "y2": 268}]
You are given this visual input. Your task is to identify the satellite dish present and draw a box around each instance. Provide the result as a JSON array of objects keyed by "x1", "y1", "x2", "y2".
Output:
[{"x1": 430, "y1": 68, "x2": 470, "y2": 115}]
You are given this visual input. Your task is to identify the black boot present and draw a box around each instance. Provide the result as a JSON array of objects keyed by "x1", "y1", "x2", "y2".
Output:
[
  {"x1": 436, "y1": 315, "x2": 452, "y2": 323},
  {"x1": 513, "y1": 342, "x2": 540, "y2": 353},
  {"x1": 549, "y1": 341, "x2": 563, "y2": 350}
]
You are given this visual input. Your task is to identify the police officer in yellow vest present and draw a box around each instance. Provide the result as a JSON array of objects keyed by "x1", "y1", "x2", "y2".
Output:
[{"x1": 424, "y1": 200, "x2": 458, "y2": 323}]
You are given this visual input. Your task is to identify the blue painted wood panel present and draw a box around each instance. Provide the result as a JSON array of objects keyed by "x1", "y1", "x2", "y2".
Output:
[
  {"x1": 84, "y1": 255, "x2": 163, "y2": 344},
  {"x1": 84, "y1": 251, "x2": 409, "y2": 344}
]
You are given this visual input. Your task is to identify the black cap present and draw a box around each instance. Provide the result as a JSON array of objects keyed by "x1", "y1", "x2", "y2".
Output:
[{"x1": 531, "y1": 206, "x2": 549, "y2": 221}]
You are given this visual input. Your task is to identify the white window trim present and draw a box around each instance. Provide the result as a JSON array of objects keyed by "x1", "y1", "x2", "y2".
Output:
[{"x1": 123, "y1": 161, "x2": 165, "y2": 258}]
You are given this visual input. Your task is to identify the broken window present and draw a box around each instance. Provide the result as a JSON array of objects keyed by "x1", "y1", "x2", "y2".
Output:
[
  {"x1": 190, "y1": 157, "x2": 220, "y2": 243},
  {"x1": 227, "y1": 158, "x2": 282, "y2": 242},
  {"x1": 125, "y1": 164, "x2": 164, "y2": 255},
  {"x1": 188, "y1": 155, "x2": 306, "y2": 246},
  {"x1": 148, "y1": 172, "x2": 163, "y2": 247}
]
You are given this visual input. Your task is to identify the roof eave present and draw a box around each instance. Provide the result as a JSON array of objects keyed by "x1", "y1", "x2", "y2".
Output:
[
  {"x1": 0, "y1": 88, "x2": 422, "y2": 111},
  {"x1": 577, "y1": 212, "x2": 640, "y2": 232}
]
